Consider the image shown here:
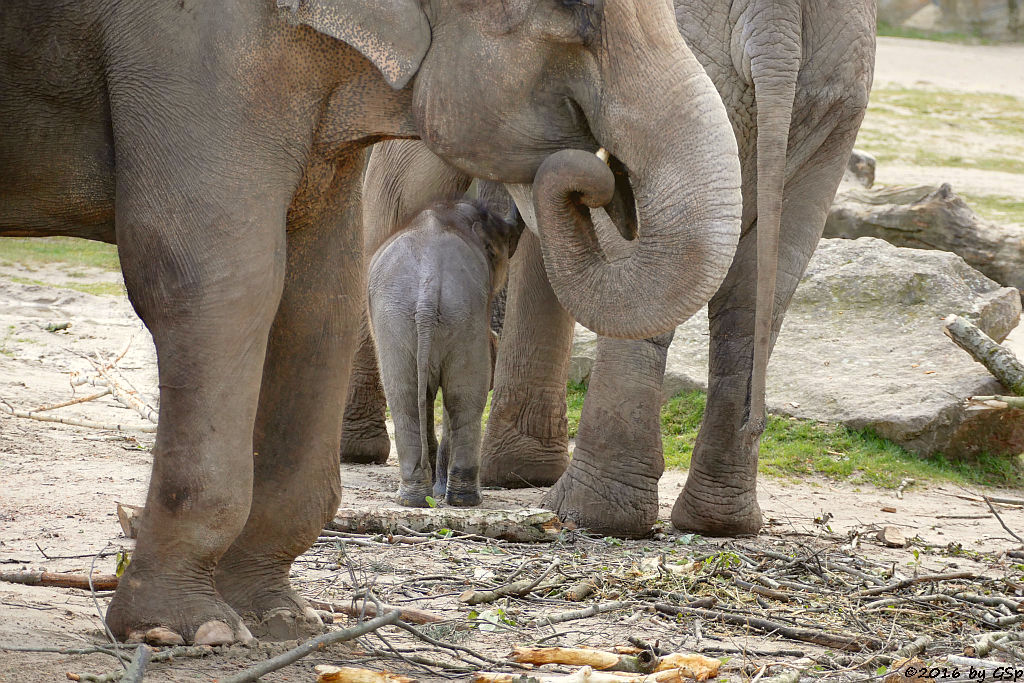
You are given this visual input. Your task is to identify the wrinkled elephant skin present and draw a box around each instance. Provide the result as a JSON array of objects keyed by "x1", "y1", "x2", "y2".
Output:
[{"x1": 0, "y1": 0, "x2": 741, "y2": 643}]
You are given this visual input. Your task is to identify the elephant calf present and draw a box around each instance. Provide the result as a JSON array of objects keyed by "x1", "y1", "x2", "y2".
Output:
[{"x1": 368, "y1": 199, "x2": 522, "y2": 507}]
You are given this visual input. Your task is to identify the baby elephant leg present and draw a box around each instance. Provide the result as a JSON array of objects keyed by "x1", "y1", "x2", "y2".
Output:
[
  {"x1": 439, "y1": 342, "x2": 489, "y2": 507},
  {"x1": 433, "y1": 409, "x2": 450, "y2": 501}
]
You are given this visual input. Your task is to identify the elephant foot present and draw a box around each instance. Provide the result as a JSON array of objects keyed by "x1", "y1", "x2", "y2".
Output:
[
  {"x1": 216, "y1": 571, "x2": 324, "y2": 641},
  {"x1": 339, "y1": 426, "x2": 391, "y2": 465},
  {"x1": 480, "y1": 420, "x2": 568, "y2": 488},
  {"x1": 396, "y1": 483, "x2": 434, "y2": 508},
  {"x1": 445, "y1": 488, "x2": 482, "y2": 507},
  {"x1": 542, "y1": 453, "x2": 660, "y2": 539},
  {"x1": 671, "y1": 478, "x2": 763, "y2": 536},
  {"x1": 107, "y1": 570, "x2": 253, "y2": 646}
]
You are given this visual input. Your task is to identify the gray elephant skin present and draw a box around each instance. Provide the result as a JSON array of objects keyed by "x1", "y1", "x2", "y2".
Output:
[
  {"x1": 342, "y1": 0, "x2": 877, "y2": 538},
  {"x1": 1, "y1": 0, "x2": 744, "y2": 644},
  {"x1": 368, "y1": 199, "x2": 521, "y2": 508}
]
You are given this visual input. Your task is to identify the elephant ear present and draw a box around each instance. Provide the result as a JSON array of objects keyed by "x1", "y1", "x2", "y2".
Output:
[{"x1": 279, "y1": 0, "x2": 431, "y2": 90}]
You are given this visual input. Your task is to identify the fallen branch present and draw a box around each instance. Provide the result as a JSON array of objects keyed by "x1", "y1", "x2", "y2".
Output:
[
  {"x1": 851, "y1": 571, "x2": 976, "y2": 598},
  {"x1": 121, "y1": 645, "x2": 151, "y2": 683},
  {"x1": 315, "y1": 665, "x2": 416, "y2": 683},
  {"x1": 32, "y1": 389, "x2": 111, "y2": 413},
  {"x1": 944, "y1": 315, "x2": 1024, "y2": 394},
  {"x1": 219, "y1": 609, "x2": 402, "y2": 683},
  {"x1": 0, "y1": 571, "x2": 119, "y2": 591},
  {"x1": 874, "y1": 635, "x2": 932, "y2": 666},
  {"x1": 651, "y1": 605, "x2": 883, "y2": 652},
  {"x1": 511, "y1": 647, "x2": 659, "y2": 674},
  {"x1": 475, "y1": 663, "x2": 719, "y2": 683},
  {"x1": 0, "y1": 402, "x2": 156, "y2": 433},
  {"x1": 328, "y1": 507, "x2": 561, "y2": 543},
  {"x1": 971, "y1": 395, "x2": 1024, "y2": 409},
  {"x1": 461, "y1": 559, "x2": 564, "y2": 605},
  {"x1": 308, "y1": 598, "x2": 442, "y2": 625},
  {"x1": 393, "y1": 619, "x2": 499, "y2": 666},
  {"x1": 530, "y1": 602, "x2": 633, "y2": 628}
]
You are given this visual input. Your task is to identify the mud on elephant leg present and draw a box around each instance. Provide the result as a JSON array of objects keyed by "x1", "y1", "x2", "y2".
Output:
[
  {"x1": 215, "y1": 159, "x2": 364, "y2": 641},
  {"x1": 106, "y1": 186, "x2": 287, "y2": 647},
  {"x1": 543, "y1": 332, "x2": 672, "y2": 538},
  {"x1": 339, "y1": 316, "x2": 391, "y2": 464},
  {"x1": 673, "y1": 118, "x2": 866, "y2": 537},
  {"x1": 481, "y1": 231, "x2": 574, "y2": 488}
]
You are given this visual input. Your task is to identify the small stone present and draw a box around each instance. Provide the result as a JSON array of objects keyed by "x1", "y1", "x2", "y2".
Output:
[{"x1": 879, "y1": 525, "x2": 907, "y2": 548}]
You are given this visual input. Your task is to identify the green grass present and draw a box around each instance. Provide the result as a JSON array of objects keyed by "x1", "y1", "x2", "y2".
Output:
[
  {"x1": 876, "y1": 19, "x2": 998, "y2": 45},
  {"x1": 0, "y1": 237, "x2": 120, "y2": 271},
  {"x1": 958, "y1": 192, "x2": 1024, "y2": 224},
  {"x1": 565, "y1": 386, "x2": 1024, "y2": 489},
  {"x1": 6, "y1": 275, "x2": 124, "y2": 297}
]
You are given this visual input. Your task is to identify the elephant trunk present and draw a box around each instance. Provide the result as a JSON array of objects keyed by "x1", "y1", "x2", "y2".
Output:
[{"x1": 533, "y1": 33, "x2": 742, "y2": 339}]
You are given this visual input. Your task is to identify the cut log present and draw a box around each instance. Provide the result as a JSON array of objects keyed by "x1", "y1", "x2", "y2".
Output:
[
  {"x1": 315, "y1": 665, "x2": 416, "y2": 683},
  {"x1": 509, "y1": 648, "x2": 719, "y2": 679},
  {"x1": 944, "y1": 315, "x2": 1024, "y2": 395},
  {"x1": 328, "y1": 507, "x2": 561, "y2": 543},
  {"x1": 878, "y1": 526, "x2": 907, "y2": 548},
  {"x1": 0, "y1": 571, "x2": 119, "y2": 591}
]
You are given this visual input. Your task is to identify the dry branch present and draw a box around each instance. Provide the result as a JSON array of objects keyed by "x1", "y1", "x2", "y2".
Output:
[
  {"x1": 315, "y1": 665, "x2": 416, "y2": 683},
  {"x1": 944, "y1": 315, "x2": 1024, "y2": 395},
  {"x1": 511, "y1": 647, "x2": 656, "y2": 674},
  {"x1": 0, "y1": 402, "x2": 156, "y2": 433},
  {"x1": 475, "y1": 662, "x2": 719, "y2": 683},
  {"x1": 653, "y1": 605, "x2": 883, "y2": 652},
  {"x1": 328, "y1": 508, "x2": 561, "y2": 543},
  {"x1": 851, "y1": 571, "x2": 977, "y2": 598},
  {"x1": 529, "y1": 601, "x2": 633, "y2": 627},
  {"x1": 219, "y1": 609, "x2": 402, "y2": 683},
  {"x1": 0, "y1": 571, "x2": 119, "y2": 591},
  {"x1": 308, "y1": 598, "x2": 442, "y2": 625},
  {"x1": 32, "y1": 389, "x2": 111, "y2": 412},
  {"x1": 121, "y1": 645, "x2": 151, "y2": 683}
]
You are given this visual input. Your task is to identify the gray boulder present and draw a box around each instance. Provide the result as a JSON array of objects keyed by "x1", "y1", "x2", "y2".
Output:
[
  {"x1": 825, "y1": 184, "x2": 1024, "y2": 302},
  {"x1": 842, "y1": 149, "x2": 876, "y2": 189},
  {"x1": 572, "y1": 238, "x2": 1023, "y2": 458}
]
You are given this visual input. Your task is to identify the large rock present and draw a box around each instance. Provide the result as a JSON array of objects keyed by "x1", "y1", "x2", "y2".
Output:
[
  {"x1": 899, "y1": 0, "x2": 1021, "y2": 39},
  {"x1": 825, "y1": 184, "x2": 1024, "y2": 302},
  {"x1": 572, "y1": 238, "x2": 1023, "y2": 458}
]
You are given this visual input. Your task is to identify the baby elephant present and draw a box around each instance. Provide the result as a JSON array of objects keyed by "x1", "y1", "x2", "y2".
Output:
[{"x1": 368, "y1": 198, "x2": 522, "y2": 507}]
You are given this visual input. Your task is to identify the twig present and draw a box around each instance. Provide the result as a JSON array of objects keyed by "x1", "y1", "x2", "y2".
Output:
[
  {"x1": 0, "y1": 571, "x2": 119, "y2": 591},
  {"x1": 984, "y1": 496, "x2": 1024, "y2": 545},
  {"x1": 393, "y1": 619, "x2": 500, "y2": 666},
  {"x1": 32, "y1": 389, "x2": 111, "y2": 412},
  {"x1": 121, "y1": 645, "x2": 151, "y2": 683},
  {"x1": 219, "y1": 609, "x2": 402, "y2": 683},
  {"x1": 943, "y1": 315, "x2": 1024, "y2": 394},
  {"x1": 872, "y1": 635, "x2": 932, "y2": 666},
  {"x1": 851, "y1": 572, "x2": 976, "y2": 598},
  {"x1": 0, "y1": 644, "x2": 127, "y2": 662}
]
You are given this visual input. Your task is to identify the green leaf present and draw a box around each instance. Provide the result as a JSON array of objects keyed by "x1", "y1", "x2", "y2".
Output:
[
  {"x1": 425, "y1": 496, "x2": 438, "y2": 508},
  {"x1": 876, "y1": 666, "x2": 888, "y2": 676},
  {"x1": 115, "y1": 550, "x2": 132, "y2": 577}
]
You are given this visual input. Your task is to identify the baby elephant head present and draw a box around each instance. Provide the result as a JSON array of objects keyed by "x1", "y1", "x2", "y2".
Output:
[{"x1": 458, "y1": 198, "x2": 525, "y2": 297}]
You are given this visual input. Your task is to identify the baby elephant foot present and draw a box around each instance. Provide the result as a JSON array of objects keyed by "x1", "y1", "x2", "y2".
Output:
[
  {"x1": 396, "y1": 483, "x2": 434, "y2": 508},
  {"x1": 445, "y1": 468, "x2": 482, "y2": 507}
]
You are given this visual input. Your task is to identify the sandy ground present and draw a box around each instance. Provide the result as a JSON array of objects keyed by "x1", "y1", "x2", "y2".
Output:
[{"x1": 2, "y1": 36, "x2": 1024, "y2": 683}]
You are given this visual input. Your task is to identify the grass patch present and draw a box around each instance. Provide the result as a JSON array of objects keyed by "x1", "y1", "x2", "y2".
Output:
[
  {"x1": 0, "y1": 237, "x2": 120, "y2": 272},
  {"x1": 876, "y1": 19, "x2": 996, "y2": 45},
  {"x1": 958, "y1": 192, "x2": 1024, "y2": 225},
  {"x1": 6, "y1": 275, "x2": 124, "y2": 297},
  {"x1": 565, "y1": 386, "x2": 1024, "y2": 489}
]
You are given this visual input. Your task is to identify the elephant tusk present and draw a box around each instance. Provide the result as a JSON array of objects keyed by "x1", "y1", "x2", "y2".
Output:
[{"x1": 595, "y1": 147, "x2": 610, "y2": 164}]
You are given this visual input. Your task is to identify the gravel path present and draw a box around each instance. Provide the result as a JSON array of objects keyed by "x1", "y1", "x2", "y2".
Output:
[{"x1": 875, "y1": 36, "x2": 1024, "y2": 96}]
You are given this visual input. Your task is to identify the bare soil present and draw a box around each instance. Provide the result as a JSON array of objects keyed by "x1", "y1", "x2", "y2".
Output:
[{"x1": 2, "y1": 37, "x2": 1024, "y2": 683}]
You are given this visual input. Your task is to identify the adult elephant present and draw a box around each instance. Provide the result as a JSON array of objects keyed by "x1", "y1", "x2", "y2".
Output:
[
  {"x1": 1, "y1": 0, "x2": 742, "y2": 645},
  {"x1": 341, "y1": 0, "x2": 876, "y2": 538}
]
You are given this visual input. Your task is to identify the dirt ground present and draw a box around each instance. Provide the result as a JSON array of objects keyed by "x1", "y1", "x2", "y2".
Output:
[{"x1": 2, "y1": 37, "x2": 1024, "y2": 683}]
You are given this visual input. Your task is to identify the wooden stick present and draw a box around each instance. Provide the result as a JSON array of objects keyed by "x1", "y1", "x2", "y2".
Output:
[
  {"x1": 971, "y1": 395, "x2": 1024, "y2": 409},
  {"x1": 0, "y1": 571, "x2": 119, "y2": 591},
  {"x1": 0, "y1": 403, "x2": 156, "y2": 433},
  {"x1": 944, "y1": 315, "x2": 1024, "y2": 394},
  {"x1": 651, "y1": 605, "x2": 883, "y2": 652},
  {"x1": 315, "y1": 665, "x2": 416, "y2": 683},
  {"x1": 984, "y1": 496, "x2": 1024, "y2": 544},
  {"x1": 32, "y1": 389, "x2": 111, "y2": 413},
  {"x1": 121, "y1": 645, "x2": 151, "y2": 683},
  {"x1": 530, "y1": 602, "x2": 632, "y2": 627},
  {"x1": 307, "y1": 598, "x2": 442, "y2": 625},
  {"x1": 851, "y1": 571, "x2": 977, "y2": 598},
  {"x1": 328, "y1": 507, "x2": 561, "y2": 543},
  {"x1": 461, "y1": 577, "x2": 564, "y2": 606},
  {"x1": 219, "y1": 609, "x2": 402, "y2": 683}
]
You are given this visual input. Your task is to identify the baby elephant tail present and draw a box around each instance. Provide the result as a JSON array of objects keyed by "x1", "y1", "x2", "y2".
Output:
[{"x1": 415, "y1": 275, "x2": 441, "y2": 481}]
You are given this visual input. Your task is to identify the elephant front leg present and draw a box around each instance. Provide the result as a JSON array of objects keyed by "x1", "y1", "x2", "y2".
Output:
[
  {"x1": 339, "y1": 317, "x2": 391, "y2": 464},
  {"x1": 214, "y1": 160, "x2": 363, "y2": 640},
  {"x1": 543, "y1": 333, "x2": 671, "y2": 538},
  {"x1": 105, "y1": 197, "x2": 286, "y2": 648},
  {"x1": 481, "y1": 231, "x2": 574, "y2": 488}
]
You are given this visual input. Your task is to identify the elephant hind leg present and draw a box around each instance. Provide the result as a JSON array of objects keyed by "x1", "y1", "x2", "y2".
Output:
[
  {"x1": 340, "y1": 316, "x2": 391, "y2": 464},
  {"x1": 672, "y1": 113, "x2": 867, "y2": 536}
]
